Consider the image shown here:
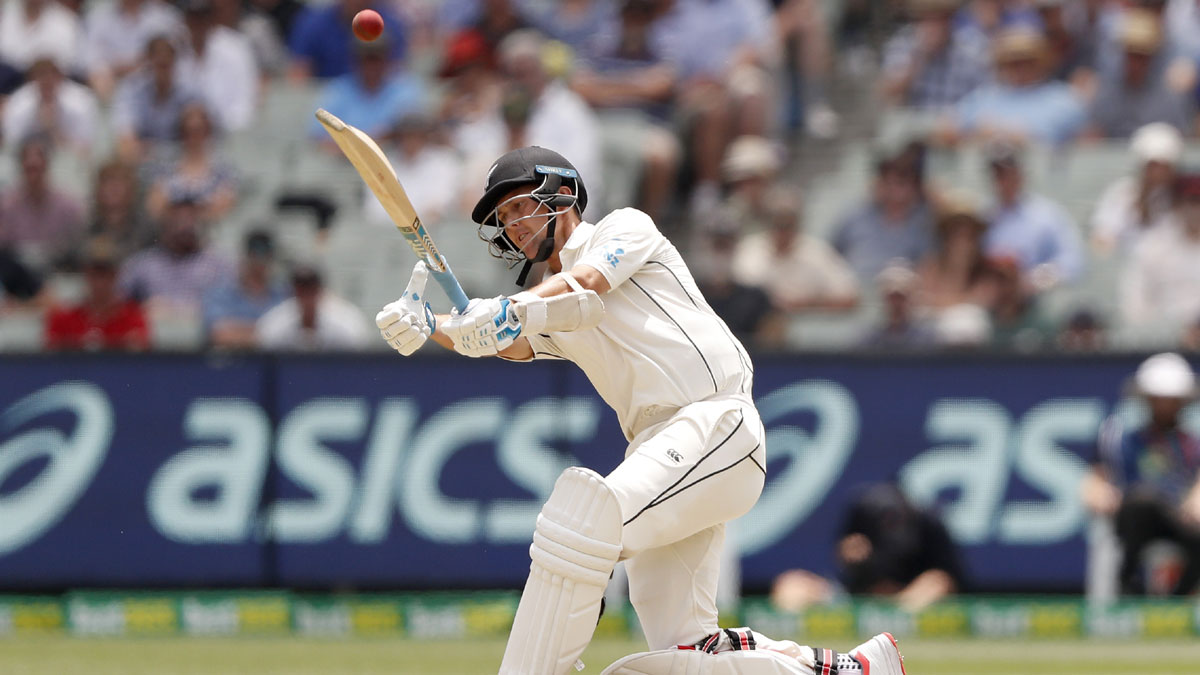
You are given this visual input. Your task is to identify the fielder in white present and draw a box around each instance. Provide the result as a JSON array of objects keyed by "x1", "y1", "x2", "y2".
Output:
[{"x1": 376, "y1": 146, "x2": 907, "y2": 675}]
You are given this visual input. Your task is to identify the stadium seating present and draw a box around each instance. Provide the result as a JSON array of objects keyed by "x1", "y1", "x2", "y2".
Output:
[{"x1": 7, "y1": 74, "x2": 1200, "y2": 354}]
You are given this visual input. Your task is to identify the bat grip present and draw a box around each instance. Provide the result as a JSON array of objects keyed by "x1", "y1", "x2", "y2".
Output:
[{"x1": 430, "y1": 265, "x2": 470, "y2": 313}]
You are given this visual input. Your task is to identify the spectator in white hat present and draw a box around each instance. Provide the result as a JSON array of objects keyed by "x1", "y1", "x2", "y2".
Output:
[
  {"x1": 731, "y1": 185, "x2": 859, "y2": 313},
  {"x1": 861, "y1": 262, "x2": 936, "y2": 350},
  {"x1": 1120, "y1": 172, "x2": 1200, "y2": 339},
  {"x1": 938, "y1": 26, "x2": 1087, "y2": 146},
  {"x1": 1090, "y1": 122, "x2": 1183, "y2": 255},
  {"x1": 713, "y1": 135, "x2": 784, "y2": 238},
  {"x1": 1084, "y1": 9, "x2": 1196, "y2": 139},
  {"x1": 1084, "y1": 352, "x2": 1200, "y2": 596}
]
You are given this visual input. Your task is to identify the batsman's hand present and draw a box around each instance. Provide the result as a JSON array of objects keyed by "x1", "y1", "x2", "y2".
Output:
[
  {"x1": 376, "y1": 261, "x2": 436, "y2": 356},
  {"x1": 441, "y1": 295, "x2": 522, "y2": 358}
]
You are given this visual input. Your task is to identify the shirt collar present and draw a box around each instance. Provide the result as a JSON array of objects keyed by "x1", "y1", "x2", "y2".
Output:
[{"x1": 560, "y1": 220, "x2": 594, "y2": 258}]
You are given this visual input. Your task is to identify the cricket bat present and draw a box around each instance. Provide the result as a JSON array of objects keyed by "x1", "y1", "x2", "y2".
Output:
[{"x1": 315, "y1": 108, "x2": 470, "y2": 312}]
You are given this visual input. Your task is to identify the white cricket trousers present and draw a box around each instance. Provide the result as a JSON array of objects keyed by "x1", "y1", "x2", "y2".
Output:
[{"x1": 605, "y1": 394, "x2": 767, "y2": 651}]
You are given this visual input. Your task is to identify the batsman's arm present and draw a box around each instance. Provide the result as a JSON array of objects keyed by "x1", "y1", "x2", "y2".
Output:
[
  {"x1": 492, "y1": 263, "x2": 609, "y2": 360},
  {"x1": 523, "y1": 265, "x2": 611, "y2": 298},
  {"x1": 433, "y1": 266, "x2": 608, "y2": 359}
]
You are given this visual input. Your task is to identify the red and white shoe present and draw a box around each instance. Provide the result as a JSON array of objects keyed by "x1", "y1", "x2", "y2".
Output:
[
  {"x1": 848, "y1": 632, "x2": 906, "y2": 675},
  {"x1": 600, "y1": 647, "x2": 814, "y2": 674}
]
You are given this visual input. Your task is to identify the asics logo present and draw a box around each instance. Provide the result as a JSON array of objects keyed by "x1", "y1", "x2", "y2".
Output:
[{"x1": 0, "y1": 382, "x2": 113, "y2": 555}]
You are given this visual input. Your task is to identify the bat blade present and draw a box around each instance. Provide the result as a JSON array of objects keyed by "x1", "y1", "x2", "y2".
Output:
[{"x1": 315, "y1": 109, "x2": 470, "y2": 311}]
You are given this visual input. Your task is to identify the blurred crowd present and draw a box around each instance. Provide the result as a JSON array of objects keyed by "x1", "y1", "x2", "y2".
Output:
[{"x1": 3, "y1": 0, "x2": 1200, "y2": 352}]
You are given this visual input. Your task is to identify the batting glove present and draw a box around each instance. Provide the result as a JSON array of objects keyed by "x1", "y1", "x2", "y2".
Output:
[
  {"x1": 376, "y1": 261, "x2": 436, "y2": 356},
  {"x1": 441, "y1": 295, "x2": 522, "y2": 357}
]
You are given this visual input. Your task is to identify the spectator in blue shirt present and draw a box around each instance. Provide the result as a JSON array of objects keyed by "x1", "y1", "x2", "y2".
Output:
[
  {"x1": 1084, "y1": 352, "x2": 1200, "y2": 596},
  {"x1": 652, "y1": 0, "x2": 775, "y2": 216},
  {"x1": 570, "y1": 0, "x2": 680, "y2": 221},
  {"x1": 287, "y1": 0, "x2": 404, "y2": 80},
  {"x1": 524, "y1": 0, "x2": 618, "y2": 56},
  {"x1": 953, "y1": 0, "x2": 1041, "y2": 40},
  {"x1": 983, "y1": 141, "x2": 1084, "y2": 287},
  {"x1": 310, "y1": 37, "x2": 428, "y2": 146},
  {"x1": 1034, "y1": 0, "x2": 1102, "y2": 86},
  {"x1": 203, "y1": 229, "x2": 287, "y2": 349},
  {"x1": 110, "y1": 34, "x2": 204, "y2": 162},
  {"x1": 118, "y1": 195, "x2": 236, "y2": 311},
  {"x1": 832, "y1": 144, "x2": 935, "y2": 281},
  {"x1": 938, "y1": 26, "x2": 1087, "y2": 145},
  {"x1": 880, "y1": 0, "x2": 992, "y2": 112}
]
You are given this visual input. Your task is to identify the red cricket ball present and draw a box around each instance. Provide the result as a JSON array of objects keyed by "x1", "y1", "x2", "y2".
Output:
[{"x1": 352, "y1": 9, "x2": 384, "y2": 42}]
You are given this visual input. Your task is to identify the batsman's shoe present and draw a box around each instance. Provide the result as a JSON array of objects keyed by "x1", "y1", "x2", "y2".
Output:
[
  {"x1": 848, "y1": 633, "x2": 906, "y2": 675},
  {"x1": 601, "y1": 648, "x2": 811, "y2": 674}
]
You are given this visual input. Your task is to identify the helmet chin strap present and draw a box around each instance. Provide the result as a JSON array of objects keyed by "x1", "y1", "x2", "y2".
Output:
[{"x1": 515, "y1": 213, "x2": 557, "y2": 287}]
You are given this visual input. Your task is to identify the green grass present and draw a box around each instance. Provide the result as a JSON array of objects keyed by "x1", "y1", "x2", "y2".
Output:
[{"x1": 2, "y1": 636, "x2": 1199, "y2": 674}]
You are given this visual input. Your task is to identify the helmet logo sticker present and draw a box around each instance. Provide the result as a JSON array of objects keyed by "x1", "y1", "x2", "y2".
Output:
[{"x1": 535, "y1": 164, "x2": 578, "y2": 178}]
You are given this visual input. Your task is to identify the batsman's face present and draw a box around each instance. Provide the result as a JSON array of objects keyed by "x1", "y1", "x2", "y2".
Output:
[{"x1": 496, "y1": 187, "x2": 550, "y2": 257}]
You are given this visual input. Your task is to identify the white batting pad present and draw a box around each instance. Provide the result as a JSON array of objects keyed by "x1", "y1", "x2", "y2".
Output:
[
  {"x1": 499, "y1": 467, "x2": 623, "y2": 675},
  {"x1": 601, "y1": 649, "x2": 815, "y2": 675}
]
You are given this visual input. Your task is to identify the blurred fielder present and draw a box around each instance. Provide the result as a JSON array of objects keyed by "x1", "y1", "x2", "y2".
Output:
[{"x1": 376, "y1": 146, "x2": 906, "y2": 675}]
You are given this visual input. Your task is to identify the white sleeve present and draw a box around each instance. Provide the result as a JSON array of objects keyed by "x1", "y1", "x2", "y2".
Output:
[
  {"x1": 730, "y1": 236, "x2": 764, "y2": 288},
  {"x1": 255, "y1": 303, "x2": 294, "y2": 349},
  {"x1": 1090, "y1": 180, "x2": 1130, "y2": 242},
  {"x1": 737, "y1": 0, "x2": 775, "y2": 59},
  {"x1": 66, "y1": 85, "x2": 100, "y2": 152},
  {"x1": 574, "y1": 208, "x2": 665, "y2": 291},
  {"x1": 1047, "y1": 203, "x2": 1085, "y2": 282},
  {"x1": 531, "y1": 86, "x2": 603, "y2": 209},
  {"x1": 63, "y1": 9, "x2": 86, "y2": 75},
  {"x1": 811, "y1": 239, "x2": 860, "y2": 299},
  {"x1": 212, "y1": 31, "x2": 259, "y2": 131},
  {"x1": 110, "y1": 79, "x2": 138, "y2": 135},
  {"x1": 1, "y1": 87, "x2": 32, "y2": 147},
  {"x1": 82, "y1": 6, "x2": 113, "y2": 73},
  {"x1": 323, "y1": 296, "x2": 372, "y2": 349},
  {"x1": 1119, "y1": 238, "x2": 1154, "y2": 325}
]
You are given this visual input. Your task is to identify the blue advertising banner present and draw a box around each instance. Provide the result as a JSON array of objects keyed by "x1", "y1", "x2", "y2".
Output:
[
  {"x1": 1, "y1": 354, "x2": 1191, "y2": 591},
  {"x1": 0, "y1": 356, "x2": 268, "y2": 586}
]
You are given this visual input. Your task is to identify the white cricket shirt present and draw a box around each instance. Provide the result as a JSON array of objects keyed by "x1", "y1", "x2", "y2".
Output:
[{"x1": 523, "y1": 208, "x2": 754, "y2": 440}]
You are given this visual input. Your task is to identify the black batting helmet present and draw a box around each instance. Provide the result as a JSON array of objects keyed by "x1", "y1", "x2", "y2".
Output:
[{"x1": 470, "y1": 146, "x2": 589, "y2": 226}]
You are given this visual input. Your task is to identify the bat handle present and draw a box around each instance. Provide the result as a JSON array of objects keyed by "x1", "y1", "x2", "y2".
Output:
[{"x1": 429, "y1": 262, "x2": 471, "y2": 313}]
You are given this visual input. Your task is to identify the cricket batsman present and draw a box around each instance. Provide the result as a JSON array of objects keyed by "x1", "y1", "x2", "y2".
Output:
[{"x1": 375, "y1": 146, "x2": 907, "y2": 675}]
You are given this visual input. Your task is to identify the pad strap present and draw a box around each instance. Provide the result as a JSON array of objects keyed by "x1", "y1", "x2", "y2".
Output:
[
  {"x1": 813, "y1": 648, "x2": 839, "y2": 675},
  {"x1": 554, "y1": 272, "x2": 586, "y2": 292},
  {"x1": 510, "y1": 279, "x2": 604, "y2": 334}
]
